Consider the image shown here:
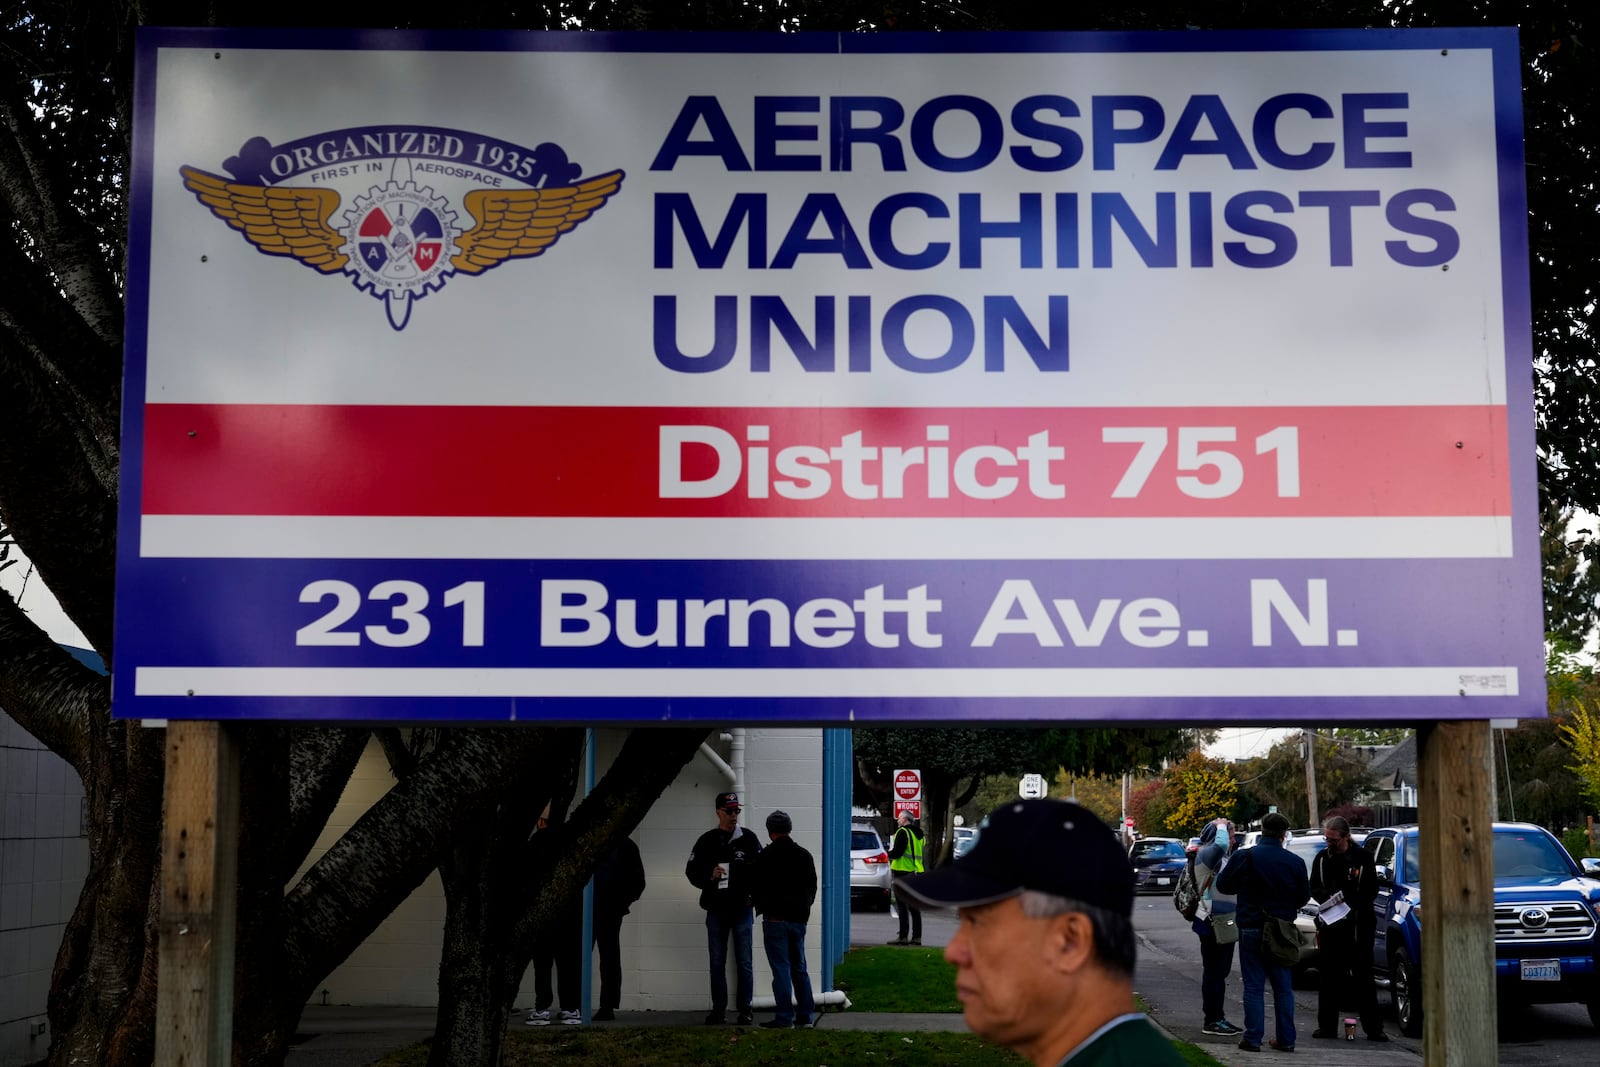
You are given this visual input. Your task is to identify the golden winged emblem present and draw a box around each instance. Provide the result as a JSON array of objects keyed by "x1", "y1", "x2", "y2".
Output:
[{"x1": 179, "y1": 165, "x2": 625, "y2": 330}]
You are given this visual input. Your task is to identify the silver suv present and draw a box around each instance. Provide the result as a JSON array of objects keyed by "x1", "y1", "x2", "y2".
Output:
[{"x1": 850, "y1": 822, "x2": 893, "y2": 910}]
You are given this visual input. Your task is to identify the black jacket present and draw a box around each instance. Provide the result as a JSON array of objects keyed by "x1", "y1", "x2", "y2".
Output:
[
  {"x1": 1216, "y1": 837, "x2": 1310, "y2": 928},
  {"x1": 751, "y1": 835, "x2": 818, "y2": 924},
  {"x1": 685, "y1": 825, "x2": 762, "y2": 913},
  {"x1": 1310, "y1": 840, "x2": 1379, "y2": 932},
  {"x1": 594, "y1": 837, "x2": 646, "y2": 917}
]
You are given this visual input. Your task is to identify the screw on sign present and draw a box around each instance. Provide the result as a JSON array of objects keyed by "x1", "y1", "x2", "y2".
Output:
[{"x1": 893, "y1": 769, "x2": 922, "y2": 800}]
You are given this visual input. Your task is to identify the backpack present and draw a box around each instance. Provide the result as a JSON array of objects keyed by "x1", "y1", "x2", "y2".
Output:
[{"x1": 1172, "y1": 852, "x2": 1203, "y2": 921}]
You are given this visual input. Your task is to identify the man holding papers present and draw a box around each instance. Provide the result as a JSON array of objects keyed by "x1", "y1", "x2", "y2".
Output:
[{"x1": 1308, "y1": 816, "x2": 1389, "y2": 1042}]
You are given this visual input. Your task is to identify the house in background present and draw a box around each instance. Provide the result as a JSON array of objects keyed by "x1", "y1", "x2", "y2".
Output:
[
  {"x1": 3, "y1": 691, "x2": 853, "y2": 1065},
  {"x1": 1360, "y1": 733, "x2": 1419, "y2": 826}
]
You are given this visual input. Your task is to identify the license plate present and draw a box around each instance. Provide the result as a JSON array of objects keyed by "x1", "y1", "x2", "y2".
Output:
[
  {"x1": 1520, "y1": 959, "x2": 1561, "y2": 982},
  {"x1": 1154, "y1": 877, "x2": 1170, "y2": 885}
]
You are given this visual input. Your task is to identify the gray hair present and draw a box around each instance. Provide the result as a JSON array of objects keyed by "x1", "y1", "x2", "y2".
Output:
[{"x1": 1018, "y1": 890, "x2": 1136, "y2": 978}]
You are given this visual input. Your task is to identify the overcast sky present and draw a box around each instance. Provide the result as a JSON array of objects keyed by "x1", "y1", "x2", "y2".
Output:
[{"x1": 1, "y1": 548, "x2": 89, "y2": 648}]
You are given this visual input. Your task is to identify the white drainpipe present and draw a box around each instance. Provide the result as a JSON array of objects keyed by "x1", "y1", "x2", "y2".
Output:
[
  {"x1": 730, "y1": 727, "x2": 746, "y2": 806},
  {"x1": 698, "y1": 741, "x2": 736, "y2": 786},
  {"x1": 750, "y1": 991, "x2": 852, "y2": 1010}
]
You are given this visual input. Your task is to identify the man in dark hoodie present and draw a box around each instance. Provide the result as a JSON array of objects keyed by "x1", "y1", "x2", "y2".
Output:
[
  {"x1": 751, "y1": 810, "x2": 818, "y2": 1029},
  {"x1": 684, "y1": 791, "x2": 762, "y2": 1025},
  {"x1": 590, "y1": 834, "x2": 646, "y2": 1022}
]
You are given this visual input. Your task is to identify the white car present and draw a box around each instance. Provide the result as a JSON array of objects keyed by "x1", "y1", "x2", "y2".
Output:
[{"x1": 850, "y1": 822, "x2": 893, "y2": 909}]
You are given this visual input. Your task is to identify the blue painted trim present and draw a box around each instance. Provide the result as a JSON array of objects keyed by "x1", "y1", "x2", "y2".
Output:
[
  {"x1": 821, "y1": 727, "x2": 853, "y2": 989},
  {"x1": 582, "y1": 729, "x2": 596, "y2": 1021}
]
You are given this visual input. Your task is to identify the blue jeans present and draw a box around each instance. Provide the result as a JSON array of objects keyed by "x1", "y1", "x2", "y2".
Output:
[
  {"x1": 706, "y1": 907, "x2": 754, "y2": 1015},
  {"x1": 762, "y1": 920, "x2": 816, "y2": 1025},
  {"x1": 1239, "y1": 928, "x2": 1296, "y2": 1047}
]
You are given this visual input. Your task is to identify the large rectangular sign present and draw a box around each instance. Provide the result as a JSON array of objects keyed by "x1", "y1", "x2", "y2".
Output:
[{"x1": 116, "y1": 28, "x2": 1543, "y2": 722}]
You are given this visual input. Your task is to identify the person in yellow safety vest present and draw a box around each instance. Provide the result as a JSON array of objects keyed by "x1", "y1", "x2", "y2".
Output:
[{"x1": 886, "y1": 810, "x2": 926, "y2": 945}]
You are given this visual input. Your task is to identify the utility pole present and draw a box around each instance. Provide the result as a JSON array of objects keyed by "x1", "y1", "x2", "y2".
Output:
[{"x1": 1303, "y1": 729, "x2": 1320, "y2": 827}]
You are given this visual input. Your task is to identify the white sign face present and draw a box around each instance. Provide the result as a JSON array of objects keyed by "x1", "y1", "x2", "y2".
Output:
[
  {"x1": 1019, "y1": 773, "x2": 1047, "y2": 800},
  {"x1": 893, "y1": 768, "x2": 923, "y2": 802},
  {"x1": 115, "y1": 29, "x2": 1542, "y2": 723}
]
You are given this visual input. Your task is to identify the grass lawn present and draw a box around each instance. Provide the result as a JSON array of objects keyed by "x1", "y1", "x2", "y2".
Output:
[
  {"x1": 374, "y1": 1028, "x2": 1027, "y2": 1066},
  {"x1": 833, "y1": 946, "x2": 960, "y2": 1012},
  {"x1": 368, "y1": 947, "x2": 1224, "y2": 1066}
]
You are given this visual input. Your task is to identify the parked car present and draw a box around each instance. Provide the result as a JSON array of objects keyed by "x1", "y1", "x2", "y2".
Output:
[
  {"x1": 850, "y1": 821, "x2": 893, "y2": 910},
  {"x1": 951, "y1": 826, "x2": 977, "y2": 860},
  {"x1": 1130, "y1": 837, "x2": 1185, "y2": 865},
  {"x1": 1364, "y1": 822, "x2": 1600, "y2": 1036},
  {"x1": 1129, "y1": 838, "x2": 1189, "y2": 894}
]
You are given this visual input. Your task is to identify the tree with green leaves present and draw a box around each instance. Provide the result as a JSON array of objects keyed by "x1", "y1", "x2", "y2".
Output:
[
  {"x1": 1557, "y1": 702, "x2": 1600, "y2": 811},
  {"x1": 1162, "y1": 752, "x2": 1240, "y2": 838},
  {"x1": 1230, "y1": 733, "x2": 1379, "y2": 827},
  {"x1": 857, "y1": 726, "x2": 1202, "y2": 864}
]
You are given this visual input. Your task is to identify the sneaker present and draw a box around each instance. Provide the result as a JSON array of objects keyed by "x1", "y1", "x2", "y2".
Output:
[
  {"x1": 592, "y1": 1008, "x2": 615, "y2": 1022},
  {"x1": 703, "y1": 1012, "x2": 725, "y2": 1025},
  {"x1": 907, "y1": 939, "x2": 922, "y2": 946},
  {"x1": 1215, "y1": 1020, "x2": 1243, "y2": 1036},
  {"x1": 524, "y1": 1009, "x2": 551, "y2": 1026},
  {"x1": 558, "y1": 1010, "x2": 582, "y2": 1025},
  {"x1": 760, "y1": 1019, "x2": 793, "y2": 1029},
  {"x1": 735, "y1": 1010, "x2": 754, "y2": 1025},
  {"x1": 1202, "y1": 1021, "x2": 1238, "y2": 1036},
  {"x1": 885, "y1": 937, "x2": 907, "y2": 945}
]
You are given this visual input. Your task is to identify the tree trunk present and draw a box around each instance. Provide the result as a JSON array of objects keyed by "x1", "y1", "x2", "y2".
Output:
[
  {"x1": 46, "y1": 721, "x2": 164, "y2": 1066},
  {"x1": 428, "y1": 728, "x2": 711, "y2": 1066}
]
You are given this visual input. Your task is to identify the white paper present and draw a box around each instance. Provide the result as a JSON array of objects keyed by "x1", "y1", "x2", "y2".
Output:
[{"x1": 1318, "y1": 889, "x2": 1350, "y2": 925}]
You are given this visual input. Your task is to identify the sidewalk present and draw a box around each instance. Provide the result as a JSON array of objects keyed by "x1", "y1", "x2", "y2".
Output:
[
  {"x1": 1134, "y1": 930, "x2": 1423, "y2": 1067},
  {"x1": 287, "y1": 1005, "x2": 972, "y2": 1065}
]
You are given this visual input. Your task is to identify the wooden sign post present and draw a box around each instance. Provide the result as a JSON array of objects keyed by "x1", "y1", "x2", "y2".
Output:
[
  {"x1": 155, "y1": 721, "x2": 240, "y2": 1066},
  {"x1": 1417, "y1": 720, "x2": 1498, "y2": 1065}
]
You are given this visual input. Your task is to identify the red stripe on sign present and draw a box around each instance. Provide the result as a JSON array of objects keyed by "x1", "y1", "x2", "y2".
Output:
[{"x1": 142, "y1": 404, "x2": 1510, "y2": 518}]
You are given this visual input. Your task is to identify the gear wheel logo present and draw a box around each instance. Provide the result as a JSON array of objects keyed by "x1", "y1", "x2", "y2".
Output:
[
  {"x1": 179, "y1": 125, "x2": 625, "y2": 332},
  {"x1": 342, "y1": 182, "x2": 459, "y2": 330}
]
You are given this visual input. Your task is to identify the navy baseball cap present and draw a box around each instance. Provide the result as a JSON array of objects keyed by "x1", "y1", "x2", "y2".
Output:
[
  {"x1": 715, "y1": 791, "x2": 741, "y2": 811},
  {"x1": 898, "y1": 800, "x2": 1134, "y2": 916}
]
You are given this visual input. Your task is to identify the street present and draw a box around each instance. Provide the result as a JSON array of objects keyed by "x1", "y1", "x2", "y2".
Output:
[{"x1": 849, "y1": 896, "x2": 1600, "y2": 1064}]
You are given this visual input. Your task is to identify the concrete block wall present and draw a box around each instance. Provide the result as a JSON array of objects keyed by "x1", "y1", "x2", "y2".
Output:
[{"x1": 0, "y1": 708, "x2": 90, "y2": 1067}]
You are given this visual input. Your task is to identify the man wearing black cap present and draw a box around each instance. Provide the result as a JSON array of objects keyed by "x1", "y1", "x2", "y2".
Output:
[
  {"x1": 684, "y1": 791, "x2": 762, "y2": 1025},
  {"x1": 751, "y1": 810, "x2": 818, "y2": 1029},
  {"x1": 899, "y1": 800, "x2": 1185, "y2": 1066}
]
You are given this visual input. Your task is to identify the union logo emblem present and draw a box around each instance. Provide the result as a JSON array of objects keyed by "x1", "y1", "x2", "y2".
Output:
[{"x1": 180, "y1": 126, "x2": 624, "y2": 330}]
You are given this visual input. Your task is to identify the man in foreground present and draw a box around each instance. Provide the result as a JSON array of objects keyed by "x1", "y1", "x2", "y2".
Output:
[{"x1": 898, "y1": 799, "x2": 1185, "y2": 1066}]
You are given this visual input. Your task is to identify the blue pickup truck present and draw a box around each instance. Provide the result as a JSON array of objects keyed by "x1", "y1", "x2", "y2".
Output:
[{"x1": 1363, "y1": 822, "x2": 1600, "y2": 1036}]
